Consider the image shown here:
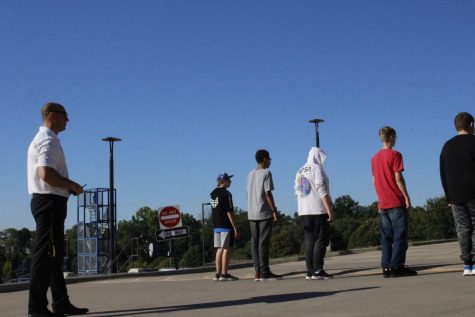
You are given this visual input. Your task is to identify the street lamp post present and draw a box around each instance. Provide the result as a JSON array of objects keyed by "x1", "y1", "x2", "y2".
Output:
[
  {"x1": 308, "y1": 118, "x2": 325, "y2": 148},
  {"x1": 102, "y1": 137, "x2": 121, "y2": 273},
  {"x1": 425, "y1": 204, "x2": 430, "y2": 241},
  {"x1": 201, "y1": 202, "x2": 211, "y2": 266}
]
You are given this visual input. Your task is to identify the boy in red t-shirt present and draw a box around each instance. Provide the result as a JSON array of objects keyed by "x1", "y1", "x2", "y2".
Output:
[{"x1": 371, "y1": 126, "x2": 417, "y2": 278}]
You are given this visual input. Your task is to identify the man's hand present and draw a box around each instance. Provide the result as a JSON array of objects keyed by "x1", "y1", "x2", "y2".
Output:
[
  {"x1": 272, "y1": 210, "x2": 279, "y2": 222},
  {"x1": 69, "y1": 182, "x2": 84, "y2": 196}
]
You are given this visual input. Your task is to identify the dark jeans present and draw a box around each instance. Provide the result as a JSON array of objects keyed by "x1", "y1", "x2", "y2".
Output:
[
  {"x1": 29, "y1": 194, "x2": 69, "y2": 312},
  {"x1": 451, "y1": 202, "x2": 475, "y2": 264},
  {"x1": 380, "y1": 207, "x2": 408, "y2": 268},
  {"x1": 249, "y1": 219, "x2": 273, "y2": 274},
  {"x1": 300, "y1": 214, "x2": 330, "y2": 275}
]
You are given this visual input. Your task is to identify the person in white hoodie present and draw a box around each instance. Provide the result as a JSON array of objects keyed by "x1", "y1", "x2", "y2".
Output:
[{"x1": 295, "y1": 147, "x2": 333, "y2": 280}]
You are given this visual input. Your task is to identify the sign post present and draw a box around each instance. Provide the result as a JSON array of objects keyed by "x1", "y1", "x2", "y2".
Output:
[{"x1": 155, "y1": 205, "x2": 189, "y2": 269}]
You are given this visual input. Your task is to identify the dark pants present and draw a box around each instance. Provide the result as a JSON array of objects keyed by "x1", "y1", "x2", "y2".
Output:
[
  {"x1": 29, "y1": 194, "x2": 69, "y2": 312},
  {"x1": 249, "y1": 219, "x2": 273, "y2": 274},
  {"x1": 300, "y1": 214, "x2": 330, "y2": 275},
  {"x1": 380, "y1": 208, "x2": 408, "y2": 268},
  {"x1": 451, "y1": 202, "x2": 475, "y2": 265}
]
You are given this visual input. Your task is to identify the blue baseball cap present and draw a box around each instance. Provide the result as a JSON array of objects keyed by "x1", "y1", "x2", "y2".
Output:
[{"x1": 217, "y1": 173, "x2": 233, "y2": 181}]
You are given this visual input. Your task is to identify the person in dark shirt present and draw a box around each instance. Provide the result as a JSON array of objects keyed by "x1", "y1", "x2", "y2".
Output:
[
  {"x1": 440, "y1": 112, "x2": 475, "y2": 276},
  {"x1": 210, "y1": 173, "x2": 239, "y2": 281}
]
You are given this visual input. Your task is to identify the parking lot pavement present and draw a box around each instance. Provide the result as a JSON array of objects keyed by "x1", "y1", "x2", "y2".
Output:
[{"x1": 1, "y1": 242, "x2": 469, "y2": 317}]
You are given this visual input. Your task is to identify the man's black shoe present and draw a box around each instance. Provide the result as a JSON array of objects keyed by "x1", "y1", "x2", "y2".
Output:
[
  {"x1": 382, "y1": 267, "x2": 391, "y2": 278},
  {"x1": 390, "y1": 266, "x2": 417, "y2": 277},
  {"x1": 28, "y1": 308, "x2": 55, "y2": 317},
  {"x1": 52, "y1": 302, "x2": 89, "y2": 316},
  {"x1": 260, "y1": 271, "x2": 283, "y2": 281}
]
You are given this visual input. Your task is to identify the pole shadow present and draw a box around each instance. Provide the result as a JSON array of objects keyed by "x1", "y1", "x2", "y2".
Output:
[{"x1": 91, "y1": 287, "x2": 379, "y2": 316}]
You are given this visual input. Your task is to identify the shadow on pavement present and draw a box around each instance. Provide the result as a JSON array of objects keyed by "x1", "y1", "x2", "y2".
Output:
[{"x1": 91, "y1": 287, "x2": 379, "y2": 316}]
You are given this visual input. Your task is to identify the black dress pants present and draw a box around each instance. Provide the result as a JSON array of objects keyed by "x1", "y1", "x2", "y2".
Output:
[{"x1": 28, "y1": 194, "x2": 69, "y2": 312}]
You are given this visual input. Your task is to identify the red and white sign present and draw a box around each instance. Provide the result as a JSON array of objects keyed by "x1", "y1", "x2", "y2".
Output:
[{"x1": 158, "y1": 205, "x2": 182, "y2": 230}]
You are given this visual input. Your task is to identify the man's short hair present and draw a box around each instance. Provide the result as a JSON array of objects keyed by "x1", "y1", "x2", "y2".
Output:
[
  {"x1": 454, "y1": 112, "x2": 474, "y2": 132},
  {"x1": 41, "y1": 102, "x2": 65, "y2": 121},
  {"x1": 255, "y1": 149, "x2": 270, "y2": 163},
  {"x1": 378, "y1": 126, "x2": 396, "y2": 143}
]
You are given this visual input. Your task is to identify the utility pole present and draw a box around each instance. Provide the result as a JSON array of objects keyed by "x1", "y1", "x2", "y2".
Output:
[
  {"x1": 201, "y1": 202, "x2": 211, "y2": 266},
  {"x1": 308, "y1": 118, "x2": 324, "y2": 147},
  {"x1": 102, "y1": 137, "x2": 121, "y2": 273}
]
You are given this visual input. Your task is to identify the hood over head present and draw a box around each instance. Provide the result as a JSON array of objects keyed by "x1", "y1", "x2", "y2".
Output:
[{"x1": 307, "y1": 147, "x2": 327, "y2": 166}]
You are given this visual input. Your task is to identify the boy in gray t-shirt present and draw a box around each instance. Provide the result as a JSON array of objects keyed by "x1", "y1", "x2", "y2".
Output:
[{"x1": 247, "y1": 149, "x2": 281, "y2": 281}]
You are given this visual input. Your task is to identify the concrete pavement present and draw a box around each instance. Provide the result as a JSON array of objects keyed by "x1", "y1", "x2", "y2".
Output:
[{"x1": 1, "y1": 241, "x2": 472, "y2": 317}]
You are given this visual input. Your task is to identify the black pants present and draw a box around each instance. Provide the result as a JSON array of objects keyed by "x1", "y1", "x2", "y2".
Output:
[
  {"x1": 300, "y1": 214, "x2": 330, "y2": 275},
  {"x1": 29, "y1": 194, "x2": 69, "y2": 312},
  {"x1": 249, "y1": 219, "x2": 273, "y2": 274}
]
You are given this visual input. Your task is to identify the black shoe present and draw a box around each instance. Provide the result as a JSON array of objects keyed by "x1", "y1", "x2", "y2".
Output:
[
  {"x1": 313, "y1": 269, "x2": 333, "y2": 280},
  {"x1": 261, "y1": 271, "x2": 283, "y2": 281},
  {"x1": 28, "y1": 309, "x2": 55, "y2": 317},
  {"x1": 52, "y1": 302, "x2": 89, "y2": 316},
  {"x1": 390, "y1": 266, "x2": 417, "y2": 277},
  {"x1": 382, "y1": 267, "x2": 391, "y2": 278},
  {"x1": 219, "y1": 273, "x2": 239, "y2": 281}
]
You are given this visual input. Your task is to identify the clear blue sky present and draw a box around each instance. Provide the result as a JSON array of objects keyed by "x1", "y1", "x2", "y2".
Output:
[{"x1": 1, "y1": 1, "x2": 474, "y2": 230}]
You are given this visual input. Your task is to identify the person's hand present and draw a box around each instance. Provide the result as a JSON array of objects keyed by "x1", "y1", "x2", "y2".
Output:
[
  {"x1": 405, "y1": 198, "x2": 412, "y2": 209},
  {"x1": 272, "y1": 210, "x2": 279, "y2": 222},
  {"x1": 327, "y1": 213, "x2": 333, "y2": 222},
  {"x1": 234, "y1": 229, "x2": 239, "y2": 239},
  {"x1": 69, "y1": 182, "x2": 84, "y2": 196}
]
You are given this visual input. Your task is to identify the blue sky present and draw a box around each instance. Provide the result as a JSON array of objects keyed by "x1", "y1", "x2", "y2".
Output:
[{"x1": 1, "y1": 1, "x2": 474, "y2": 230}]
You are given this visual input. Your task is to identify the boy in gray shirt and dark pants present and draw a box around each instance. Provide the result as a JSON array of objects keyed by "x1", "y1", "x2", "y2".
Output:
[{"x1": 247, "y1": 149, "x2": 281, "y2": 281}]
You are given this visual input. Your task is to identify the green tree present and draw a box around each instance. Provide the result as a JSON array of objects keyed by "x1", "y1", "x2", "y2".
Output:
[{"x1": 426, "y1": 196, "x2": 456, "y2": 240}]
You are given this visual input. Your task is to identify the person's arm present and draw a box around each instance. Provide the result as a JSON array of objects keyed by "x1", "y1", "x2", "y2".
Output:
[
  {"x1": 395, "y1": 172, "x2": 411, "y2": 209},
  {"x1": 265, "y1": 191, "x2": 278, "y2": 222},
  {"x1": 226, "y1": 212, "x2": 238, "y2": 238},
  {"x1": 38, "y1": 166, "x2": 84, "y2": 195},
  {"x1": 321, "y1": 194, "x2": 333, "y2": 222}
]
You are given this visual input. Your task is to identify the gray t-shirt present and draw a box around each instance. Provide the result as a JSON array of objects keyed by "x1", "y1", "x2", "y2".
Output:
[{"x1": 247, "y1": 168, "x2": 274, "y2": 220}]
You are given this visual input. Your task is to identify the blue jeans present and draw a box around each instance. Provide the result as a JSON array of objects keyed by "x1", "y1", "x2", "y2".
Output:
[
  {"x1": 380, "y1": 208, "x2": 408, "y2": 268},
  {"x1": 451, "y1": 202, "x2": 475, "y2": 264}
]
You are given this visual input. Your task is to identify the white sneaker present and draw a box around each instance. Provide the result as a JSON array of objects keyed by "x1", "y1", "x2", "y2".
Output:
[{"x1": 463, "y1": 265, "x2": 472, "y2": 276}]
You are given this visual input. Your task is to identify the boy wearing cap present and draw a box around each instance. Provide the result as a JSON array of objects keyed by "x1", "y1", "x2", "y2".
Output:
[{"x1": 210, "y1": 173, "x2": 239, "y2": 281}]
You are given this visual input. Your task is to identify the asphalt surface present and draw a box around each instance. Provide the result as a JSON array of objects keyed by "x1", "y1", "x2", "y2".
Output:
[{"x1": 1, "y1": 241, "x2": 472, "y2": 317}]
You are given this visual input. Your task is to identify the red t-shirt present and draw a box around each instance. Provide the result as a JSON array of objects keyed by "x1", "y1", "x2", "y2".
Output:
[{"x1": 371, "y1": 149, "x2": 406, "y2": 209}]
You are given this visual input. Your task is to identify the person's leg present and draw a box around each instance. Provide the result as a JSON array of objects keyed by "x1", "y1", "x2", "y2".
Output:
[
  {"x1": 50, "y1": 197, "x2": 69, "y2": 305},
  {"x1": 258, "y1": 218, "x2": 273, "y2": 274},
  {"x1": 451, "y1": 203, "x2": 473, "y2": 265},
  {"x1": 249, "y1": 221, "x2": 260, "y2": 273},
  {"x1": 221, "y1": 248, "x2": 230, "y2": 274},
  {"x1": 314, "y1": 215, "x2": 330, "y2": 271},
  {"x1": 379, "y1": 210, "x2": 393, "y2": 268},
  {"x1": 467, "y1": 201, "x2": 475, "y2": 266},
  {"x1": 301, "y1": 215, "x2": 316, "y2": 276},
  {"x1": 388, "y1": 208, "x2": 408, "y2": 268},
  {"x1": 28, "y1": 195, "x2": 54, "y2": 313},
  {"x1": 215, "y1": 248, "x2": 223, "y2": 274}
]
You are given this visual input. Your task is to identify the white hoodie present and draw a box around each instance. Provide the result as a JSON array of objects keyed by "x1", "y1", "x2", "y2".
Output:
[{"x1": 294, "y1": 147, "x2": 330, "y2": 216}]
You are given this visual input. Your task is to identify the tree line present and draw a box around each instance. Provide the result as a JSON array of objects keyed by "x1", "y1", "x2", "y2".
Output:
[{"x1": 0, "y1": 195, "x2": 455, "y2": 282}]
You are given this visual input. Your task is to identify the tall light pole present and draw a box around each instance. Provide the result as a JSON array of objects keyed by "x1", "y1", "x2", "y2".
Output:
[
  {"x1": 102, "y1": 137, "x2": 121, "y2": 273},
  {"x1": 309, "y1": 118, "x2": 324, "y2": 148},
  {"x1": 201, "y1": 202, "x2": 211, "y2": 266}
]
